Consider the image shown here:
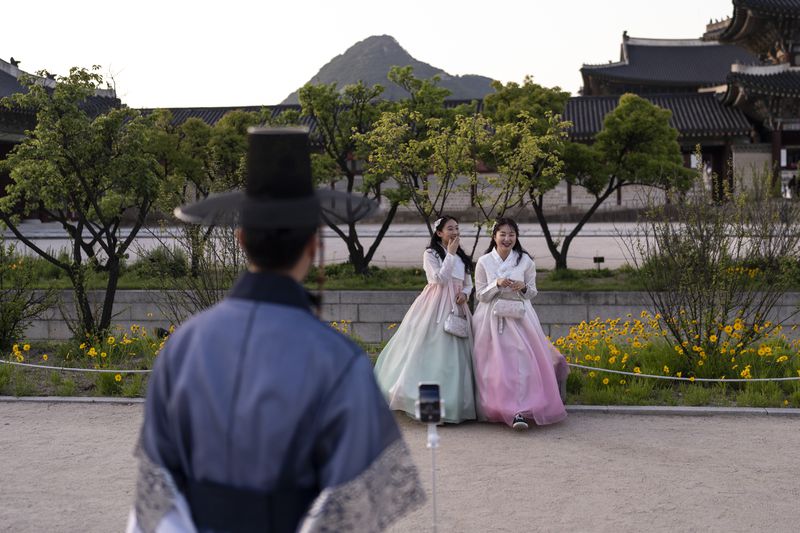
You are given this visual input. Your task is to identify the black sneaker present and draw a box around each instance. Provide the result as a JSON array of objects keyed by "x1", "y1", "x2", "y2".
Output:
[{"x1": 512, "y1": 414, "x2": 528, "y2": 430}]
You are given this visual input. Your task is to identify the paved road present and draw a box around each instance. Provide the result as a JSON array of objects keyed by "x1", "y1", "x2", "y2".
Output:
[
  {"x1": 4, "y1": 221, "x2": 641, "y2": 270},
  {"x1": 1, "y1": 401, "x2": 798, "y2": 532}
]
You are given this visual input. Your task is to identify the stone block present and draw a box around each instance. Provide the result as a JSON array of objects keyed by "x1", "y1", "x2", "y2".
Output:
[
  {"x1": 586, "y1": 305, "x2": 646, "y2": 322},
  {"x1": 547, "y1": 324, "x2": 574, "y2": 341},
  {"x1": 535, "y1": 304, "x2": 587, "y2": 325},
  {"x1": 339, "y1": 291, "x2": 417, "y2": 305},
  {"x1": 47, "y1": 320, "x2": 74, "y2": 341},
  {"x1": 358, "y1": 304, "x2": 411, "y2": 323},
  {"x1": 351, "y1": 322, "x2": 383, "y2": 344},
  {"x1": 319, "y1": 304, "x2": 358, "y2": 322},
  {"x1": 613, "y1": 292, "x2": 650, "y2": 306},
  {"x1": 22, "y1": 320, "x2": 49, "y2": 341}
]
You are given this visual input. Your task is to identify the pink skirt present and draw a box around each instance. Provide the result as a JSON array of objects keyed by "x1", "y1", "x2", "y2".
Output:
[{"x1": 472, "y1": 298, "x2": 567, "y2": 427}]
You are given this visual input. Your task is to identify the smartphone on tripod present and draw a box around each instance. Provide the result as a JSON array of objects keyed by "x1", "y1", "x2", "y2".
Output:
[{"x1": 416, "y1": 383, "x2": 442, "y2": 423}]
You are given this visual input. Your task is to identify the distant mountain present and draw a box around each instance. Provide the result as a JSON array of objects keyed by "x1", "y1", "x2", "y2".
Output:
[{"x1": 281, "y1": 35, "x2": 495, "y2": 104}]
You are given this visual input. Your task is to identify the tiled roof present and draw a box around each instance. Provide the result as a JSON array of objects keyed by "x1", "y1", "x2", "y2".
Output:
[
  {"x1": 727, "y1": 67, "x2": 800, "y2": 97},
  {"x1": 581, "y1": 38, "x2": 759, "y2": 85},
  {"x1": 0, "y1": 59, "x2": 119, "y2": 118},
  {"x1": 142, "y1": 105, "x2": 317, "y2": 133},
  {"x1": 0, "y1": 66, "x2": 25, "y2": 98},
  {"x1": 564, "y1": 93, "x2": 753, "y2": 141},
  {"x1": 731, "y1": 0, "x2": 800, "y2": 16}
]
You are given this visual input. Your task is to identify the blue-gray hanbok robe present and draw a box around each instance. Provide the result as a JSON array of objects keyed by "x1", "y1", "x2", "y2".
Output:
[{"x1": 127, "y1": 271, "x2": 424, "y2": 532}]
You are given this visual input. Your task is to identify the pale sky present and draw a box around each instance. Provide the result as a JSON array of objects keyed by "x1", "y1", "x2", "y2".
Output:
[{"x1": 3, "y1": 0, "x2": 735, "y2": 108}]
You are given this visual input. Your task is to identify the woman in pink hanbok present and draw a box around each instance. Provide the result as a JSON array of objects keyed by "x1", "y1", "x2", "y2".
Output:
[
  {"x1": 374, "y1": 216, "x2": 476, "y2": 423},
  {"x1": 472, "y1": 218, "x2": 568, "y2": 430}
]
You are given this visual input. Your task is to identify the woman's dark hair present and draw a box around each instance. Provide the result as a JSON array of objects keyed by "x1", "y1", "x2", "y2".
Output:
[
  {"x1": 427, "y1": 215, "x2": 472, "y2": 273},
  {"x1": 485, "y1": 217, "x2": 530, "y2": 266},
  {"x1": 239, "y1": 225, "x2": 317, "y2": 271}
]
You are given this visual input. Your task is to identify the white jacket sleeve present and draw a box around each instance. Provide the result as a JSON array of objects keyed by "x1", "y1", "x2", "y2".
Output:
[
  {"x1": 462, "y1": 268, "x2": 474, "y2": 296},
  {"x1": 521, "y1": 258, "x2": 538, "y2": 300},
  {"x1": 423, "y1": 250, "x2": 456, "y2": 285},
  {"x1": 475, "y1": 260, "x2": 500, "y2": 303}
]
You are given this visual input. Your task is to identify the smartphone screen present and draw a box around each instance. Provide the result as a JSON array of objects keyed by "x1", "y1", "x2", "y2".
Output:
[{"x1": 418, "y1": 383, "x2": 441, "y2": 423}]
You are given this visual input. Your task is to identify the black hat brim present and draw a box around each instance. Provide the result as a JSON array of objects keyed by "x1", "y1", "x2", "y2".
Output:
[{"x1": 174, "y1": 189, "x2": 378, "y2": 228}]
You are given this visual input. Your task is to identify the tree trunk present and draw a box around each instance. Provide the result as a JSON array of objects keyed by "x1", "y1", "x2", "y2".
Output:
[{"x1": 98, "y1": 255, "x2": 121, "y2": 333}]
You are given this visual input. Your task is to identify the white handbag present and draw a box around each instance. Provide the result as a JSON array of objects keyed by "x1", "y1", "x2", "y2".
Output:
[
  {"x1": 444, "y1": 310, "x2": 469, "y2": 338},
  {"x1": 443, "y1": 283, "x2": 469, "y2": 338},
  {"x1": 493, "y1": 299, "x2": 525, "y2": 319}
]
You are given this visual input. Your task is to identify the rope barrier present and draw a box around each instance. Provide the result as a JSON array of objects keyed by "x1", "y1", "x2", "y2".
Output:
[
  {"x1": 3, "y1": 359, "x2": 798, "y2": 383},
  {"x1": 567, "y1": 362, "x2": 800, "y2": 383},
  {"x1": 0, "y1": 360, "x2": 151, "y2": 374}
]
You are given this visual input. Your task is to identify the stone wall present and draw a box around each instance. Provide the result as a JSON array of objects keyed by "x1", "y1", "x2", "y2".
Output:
[{"x1": 21, "y1": 290, "x2": 800, "y2": 344}]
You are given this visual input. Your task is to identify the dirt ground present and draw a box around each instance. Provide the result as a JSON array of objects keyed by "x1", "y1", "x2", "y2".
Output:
[{"x1": 1, "y1": 401, "x2": 798, "y2": 533}]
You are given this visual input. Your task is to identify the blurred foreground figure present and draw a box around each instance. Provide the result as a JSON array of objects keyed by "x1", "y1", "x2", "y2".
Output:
[{"x1": 127, "y1": 127, "x2": 424, "y2": 533}]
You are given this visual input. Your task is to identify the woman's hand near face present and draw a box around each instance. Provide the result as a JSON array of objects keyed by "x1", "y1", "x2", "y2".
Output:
[
  {"x1": 446, "y1": 236, "x2": 460, "y2": 255},
  {"x1": 455, "y1": 293, "x2": 467, "y2": 305}
]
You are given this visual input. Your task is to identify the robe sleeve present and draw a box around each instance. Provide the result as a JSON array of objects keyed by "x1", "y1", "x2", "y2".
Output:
[
  {"x1": 299, "y1": 355, "x2": 425, "y2": 532},
  {"x1": 423, "y1": 249, "x2": 456, "y2": 285},
  {"x1": 127, "y1": 344, "x2": 197, "y2": 533},
  {"x1": 521, "y1": 258, "x2": 538, "y2": 300},
  {"x1": 475, "y1": 260, "x2": 500, "y2": 303},
  {"x1": 462, "y1": 267, "x2": 474, "y2": 297}
]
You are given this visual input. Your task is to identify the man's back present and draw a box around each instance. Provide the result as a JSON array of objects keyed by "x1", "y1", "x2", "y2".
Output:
[{"x1": 135, "y1": 272, "x2": 420, "y2": 532}]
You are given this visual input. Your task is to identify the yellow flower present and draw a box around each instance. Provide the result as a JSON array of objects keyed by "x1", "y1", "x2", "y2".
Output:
[
  {"x1": 107, "y1": 336, "x2": 116, "y2": 345},
  {"x1": 633, "y1": 366, "x2": 642, "y2": 374},
  {"x1": 387, "y1": 323, "x2": 398, "y2": 330},
  {"x1": 776, "y1": 355, "x2": 788, "y2": 363},
  {"x1": 588, "y1": 371, "x2": 596, "y2": 378},
  {"x1": 42, "y1": 354, "x2": 48, "y2": 361},
  {"x1": 23, "y1": 344, "x2": 30, "y2": 351},
  {"x1": 15, "y1": 354, "x2": 24, "y2": 362},
  {"x1": 114, "y1": 374, "x2": 122, "y2": 382},
  {"x1": 619, "y1": 379, "x2": 626, "y2": 385},
  {"x1": 784, "y1": 400, "x2": 789, "y2": 406},
  {"x1": 697, "y1": 360, "x2": 704, "y2": 366},
  {"x1": 608, "y1": 356, "x2": 617, "y2": 364},
  {"x1": 689, "y1": 376, "x2": 695, "y2": 382},
  {"x1": 100, "y1": 352, "x2": 107, "y2": 358},
  {"x1": 12, "y1": 344, "x2": 18, "y2": 351},
  {"x1": 676, "y1": 371, "x2": 682, "y2": 378},
  {"x1": 602, "y1": 378, "x2": 609, "y2": 385},
  {"x1": 88, "y1": 347, "x2": 97, "y2": 357},
  {"x1": 724, "y1": 325, "x2": 733, "y2": 334},
  {"x1": 709, "y1": 335, "x2": 717, "y2": 343},
  {"x1": 663, "y1": 365, "x2": 670, "y2": 374}
]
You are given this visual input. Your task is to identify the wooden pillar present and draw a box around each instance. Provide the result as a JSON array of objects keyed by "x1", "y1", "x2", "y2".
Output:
[{"x1": 772, "y1": 127, "x2": 782, "y2": 188}]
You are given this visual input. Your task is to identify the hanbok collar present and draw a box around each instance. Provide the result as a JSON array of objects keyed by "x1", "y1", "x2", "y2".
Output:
[
  {"x1": 228, "y1": 271, "x2": 316, "y2": 313},
  {"x1": 491, "y1": 249, "x2": 517, "y2": 266}
]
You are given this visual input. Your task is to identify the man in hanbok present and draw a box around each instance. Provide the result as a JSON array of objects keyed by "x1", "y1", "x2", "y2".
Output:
[{"x1": 127, "y1": 127, "x2": 424, "y2": 532}]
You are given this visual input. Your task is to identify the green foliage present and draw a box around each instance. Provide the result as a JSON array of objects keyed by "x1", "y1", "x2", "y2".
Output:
[
  {"x1": 629, "y1": 167, "x2": 800, "y2": 364},
  {"x1": 94, "y1": 372, "x2": 122, "y2": 396},
  {"x1": 483, "y1": 76, "x2": 570, "y2": 127},
  {"x1": 0, "y1": 238, "x2": 55, "y2": 351},
  {"x1": 131, "y1": 246, "x2": 189, "y2": 279},
  {"x1": 0, "y1": 66, "x2": 161, "y2": 337},
  {"x1": 299, "y1": 80, "x2": 395, "y2": 274}
]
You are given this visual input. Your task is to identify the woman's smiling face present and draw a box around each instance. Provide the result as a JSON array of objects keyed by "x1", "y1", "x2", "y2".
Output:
[
  {"x1": 493, "y1": 224, "x2": 516, "y2": 252},
  {"x1": 437, "y1": 219, "x2": 459, "y2": 244}
]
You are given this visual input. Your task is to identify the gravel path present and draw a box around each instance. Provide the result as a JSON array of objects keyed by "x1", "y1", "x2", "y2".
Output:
[{"x1": 1, "y1": 402, "x2": 798, "y2": 532}]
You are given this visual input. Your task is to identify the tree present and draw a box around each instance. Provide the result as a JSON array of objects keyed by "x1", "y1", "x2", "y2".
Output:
[
  {"x1": 299, "y1": 81, "x2": 394, "y2": 274},
  {"x1": 532, "y1": 93, "x2": 693, "y2": 269},
  {"x1": 488, "y1": 79, "x2": 693, "y2": 269},
  {"x1": 0, "y1": 67, "x2": 160, "y2": 337}
]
